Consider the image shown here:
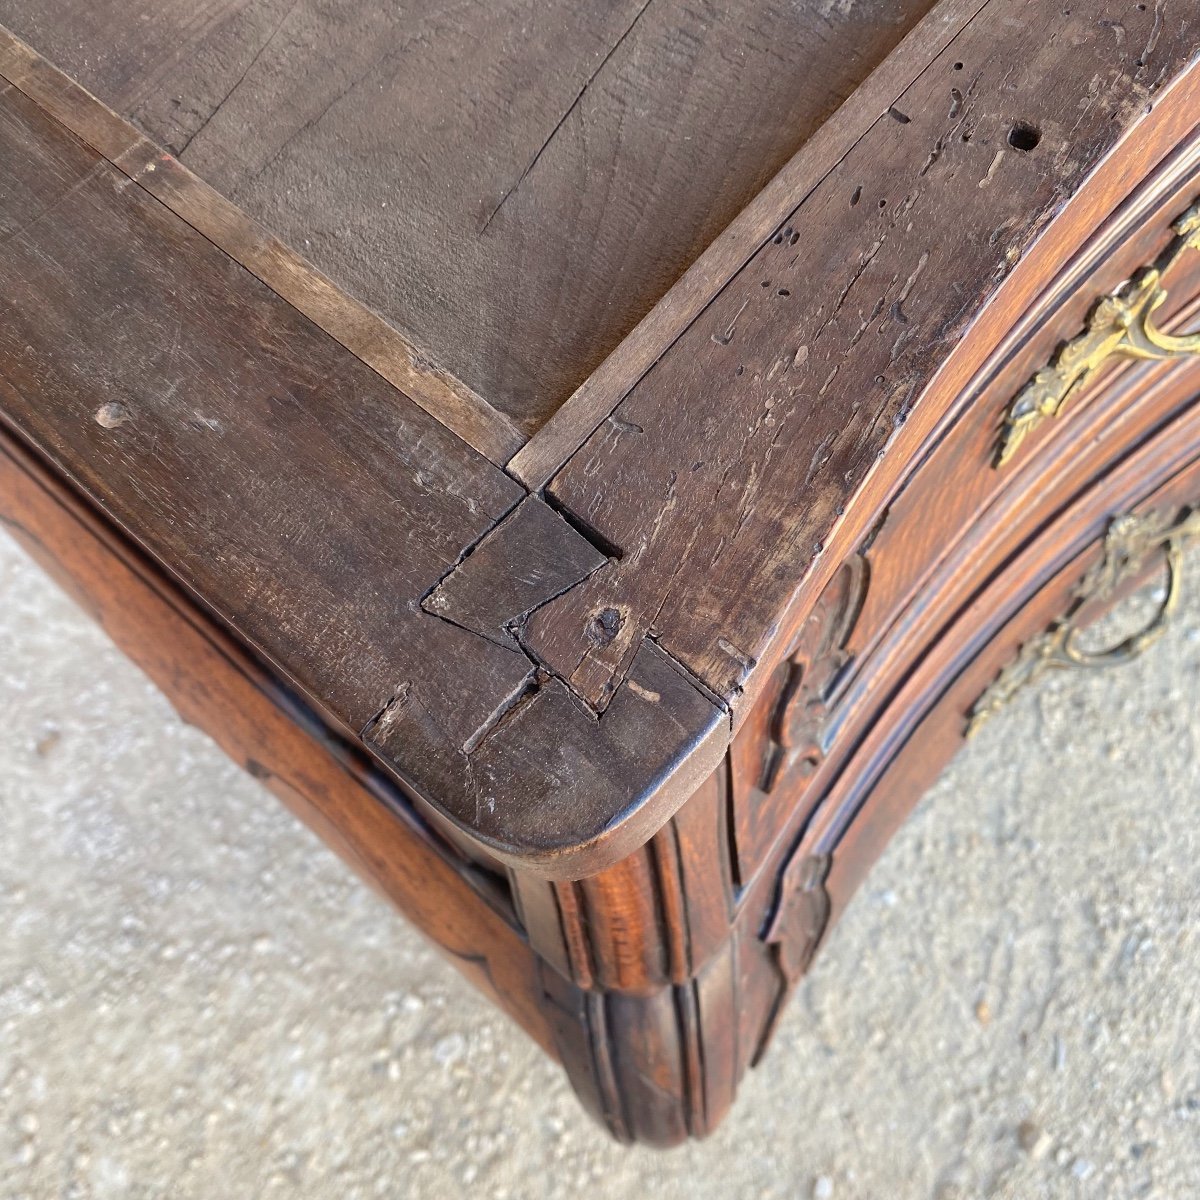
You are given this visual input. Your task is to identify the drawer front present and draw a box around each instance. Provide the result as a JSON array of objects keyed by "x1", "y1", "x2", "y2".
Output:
[
  {"x1": 732, "y1": 398, "x2": 1200, "y2": 1065},
  {"x1": 725, "y1": 154, "x2": 1200, "y2": 888}
]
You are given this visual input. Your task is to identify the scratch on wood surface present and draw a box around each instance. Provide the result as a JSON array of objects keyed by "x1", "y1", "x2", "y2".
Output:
[
  {"x1": 711, "y1": 298, "x2": 751, "y2": 346},
  {"x1": 236, "y1": 63, "x2": 377, "y2": 189},
  {"x1": 478, "y1": 0, "x2": 657, "y2": 234},
  {"x1": 232, "y1": 16, "x2": 443, "y2": 191},
  {"x1": 1141, "y1": 0, "x2": 1165, "y2": 67},
  {"x1": 607, "y1": 416, "x2": 644, "y2": 436},
  {"x1": 360, "y1": 681, "x2": 413, "y2": 741},
  {"x1": 716, "y1": 638, "x2": 757, "y2": 674},
  {"x1": 977, "y1": 148, "x2": 1005, "y2": 188},
  {"x1": 0, "y1": 162, "x2": 104, "y2": 248},
  {"x1": 461, "y1": 668, "x2": 540, "y2": 754}
]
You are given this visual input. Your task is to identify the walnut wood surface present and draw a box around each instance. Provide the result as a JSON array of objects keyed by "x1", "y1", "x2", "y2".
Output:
[
  {"x1": 0, "y1": 65, "x2": 730, "y2": 876},
  {"x1": 0, "y1": 0, "x2": 935, "y2": 435},
  {"x1": 509, "y1": 0, "x2": 991, "y2": 486},
  {"x1": 525, "y1": 0, "x2": 1200, "y2": 726},
  {"x1": 0, "y1": 83, "x2": 530, "y2": 745},
  {"x1": 8, "y1": 0, "x2": 1195, "y2": 877},
  {"x1": 0, "y1": 27, "x2": 523, "y2": 464},
  {"x1": 6, "y1": 0, "x2": 1200, "y2": 1148}
]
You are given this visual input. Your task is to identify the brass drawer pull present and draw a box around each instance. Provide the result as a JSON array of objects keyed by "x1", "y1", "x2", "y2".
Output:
[
  {"x1": 966, "y1": 509, "x2": 1200, "y2": 737},
  {"x1": 996, "y1": 202, "x2": 1200, "y2": 467}
]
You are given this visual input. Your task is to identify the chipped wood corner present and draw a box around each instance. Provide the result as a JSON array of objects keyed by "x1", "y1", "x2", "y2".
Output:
[{"x1": 363, "y1": 493, "x2": 733, "y2": 879}]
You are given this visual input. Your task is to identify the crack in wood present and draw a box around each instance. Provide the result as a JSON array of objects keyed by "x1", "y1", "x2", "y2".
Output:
[
  {"x1": 478, "y1": 0, "x2": 658, "y2": 235},
  {"x1": 172, "y1": 0, "x2": 302, "y2": 159}
]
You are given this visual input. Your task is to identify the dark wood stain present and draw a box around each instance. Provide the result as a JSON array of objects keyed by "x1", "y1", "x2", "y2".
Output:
[{"x1": 5, "y1": 0, "x2": 1200, "y2": 1147}]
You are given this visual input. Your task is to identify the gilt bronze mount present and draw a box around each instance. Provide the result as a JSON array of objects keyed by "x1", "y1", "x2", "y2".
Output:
[{"x1": 997, "y1": 202, "x2": 1200, "y2": 467}]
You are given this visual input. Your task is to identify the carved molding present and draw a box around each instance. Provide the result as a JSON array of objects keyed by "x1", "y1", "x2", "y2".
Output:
[
  {"x1": 753, "y1": 851, "x2": 832, "y2": 1061},
  {"x1": 760, "y1": 555, "x2": 868, "y2": 793}
]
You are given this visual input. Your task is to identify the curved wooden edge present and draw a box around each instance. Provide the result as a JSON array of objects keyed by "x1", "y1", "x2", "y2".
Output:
[
  {"x1": 423, "y1": 20, "x2": 1200, "y2": 876},
  {"x1": 0, "y1": 423, "x2": 559, "y2": 1056},
  {"x1": 515, "y1": 349, "x2": 1200, "y2": 1145},
  {"x1": 0, "y1": 25, "x2": 524, "y2": 467},
  {"x1": 538, "y1": 936, "x2": 745, "y2": 1146},
  {"x1": 366, "y1": 637, "x2": 732, "y2": 880},
  {"x1": 517, "y1": 768, "x2": 749, "y2": 1145}
]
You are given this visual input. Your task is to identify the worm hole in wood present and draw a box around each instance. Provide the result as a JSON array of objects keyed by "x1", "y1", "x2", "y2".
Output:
[{"x1": 1007, "y1": 121, "x2": 1041, "y2": 152}]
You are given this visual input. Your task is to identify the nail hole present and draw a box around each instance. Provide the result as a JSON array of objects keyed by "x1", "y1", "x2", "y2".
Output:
[
  {"x1": 1007, "y1": 122, "x2": 1041, "y2": 152},
  {"x1": 952, "y1": 61, "x2": 964, "y2": 70},
  {"x1": 850, "y1": 185, "x2": 862, "y2": 207}
]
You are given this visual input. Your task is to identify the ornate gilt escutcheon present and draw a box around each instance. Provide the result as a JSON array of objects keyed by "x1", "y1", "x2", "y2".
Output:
[
  {"x1": 967, "y1": 508, "x2": 1200, "y2": 736},
  {"x1": 996, "y1": 201, "x2": 1200, "y2": 467}
]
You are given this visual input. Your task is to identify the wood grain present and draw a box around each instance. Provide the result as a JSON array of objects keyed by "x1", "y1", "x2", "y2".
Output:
[
  {"x1": 0, "y1": 0, "x2": 936, "y2": 433},
  {"x1": 510, "y1": 0, "x2": 989, "y2": 486},
  {"x1": 0, "y1": 26, "x2": 523, "y2": 464},
  {"x1": 0, "y1": 73, "x2": 738, "y2": 878},
  {"x1": 525, "y1": 0, "x2": 1200, "y2": 725},
  {"x1": 0, "y1": 85, "x2": 536, "y2": 741}
]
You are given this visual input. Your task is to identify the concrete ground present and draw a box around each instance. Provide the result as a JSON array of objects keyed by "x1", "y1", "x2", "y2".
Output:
[{"x1": 2, "y1": 526, "x2": 1199, "y2": 1200}]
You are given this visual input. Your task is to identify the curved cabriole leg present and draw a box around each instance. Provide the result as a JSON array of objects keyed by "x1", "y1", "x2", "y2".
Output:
[
  {"x1": 509, "y1": 753, "x2": 825, "y2": 1146},
  {"x1": 512, "y1": 770, "x2": 764, "y2": 1146},
  {"x1": 537, "y1": 943, "x2": 742, "y2": 1146}
]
